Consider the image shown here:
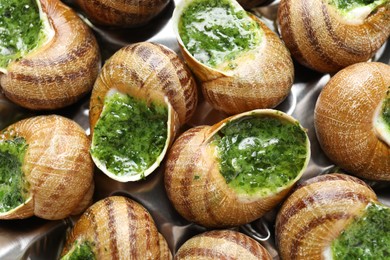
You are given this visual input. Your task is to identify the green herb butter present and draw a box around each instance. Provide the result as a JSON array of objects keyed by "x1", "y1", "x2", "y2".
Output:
[
  {"x1": 328, "y1": 0, "x2": 388, "y2": 17},
  {"x1": 0, "y1": 0, "x2": 47, "y2": 69},
  {"x1": 178, "y1": 0, "x2": 262, "y2": 69},
  {"x1": 380, "y1": 95, "x2": 390, "y2": 131},
  {"x1": 0, "y1": 136, "x2": 29, "y2": 213},
  {"x1": 61, "y1": 241, "x2": 96, "y2": 260},
  {"x1": 331, "y1": 203, "x2": 390, "y2": 259},
  {"x1": 211, "y1": 116, "x2": 308, "y2": 195},
  {"x1": 91, "y1": 92, "x2": 168, "y2": 178}
]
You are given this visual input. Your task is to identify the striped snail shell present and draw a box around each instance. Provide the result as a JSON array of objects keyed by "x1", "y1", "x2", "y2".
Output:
[
  {"x1": 175, "y1": 230, "x2": 272, "y2": 259},
  {"x1": 172, "y1": 0, "x2": 294, "y2": 115},
  {"x1": 164, "y1": 109, "x2": 310, "y2": 228},
  {"x1": 75, "y1": 0, "x2": 170, "y2": 28},
  {"x1": 0, "y1": 0, "x2": 100, "y2": 110},
  {"x1": 89, "y1": 42, "x2": 198, "y2": 182},
  {"x1": 61, "y1": 196, "x2": 172, "y2": 260},
  {"x1": 278, "y1": 0, "x2": 390, "y2": 73},
  {"x1": 314, "y1": 62, "x2": 390, "y2": 181},
  {"x1": 0, "y1": 115, "x2": 94, "y2": 220},
  {"x1": 275, "y1": 173, "x2": 381, "y2": 260}
]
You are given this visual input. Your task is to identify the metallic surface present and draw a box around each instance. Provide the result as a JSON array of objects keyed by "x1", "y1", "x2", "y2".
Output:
[{"x1": 0, "y1": 0, "x2": 389, "y2": 259}]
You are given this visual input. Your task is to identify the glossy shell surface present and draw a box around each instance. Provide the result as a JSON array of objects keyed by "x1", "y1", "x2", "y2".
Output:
[
  {"x1": 315, "y1": 62, "x2": 390, "y2": 181},
  {"x1": 0, "y1": 0, "x2": 100, "y2": 110},
  {"x1": 0, "y1": 115, "x2": 94, "y2": 220}
]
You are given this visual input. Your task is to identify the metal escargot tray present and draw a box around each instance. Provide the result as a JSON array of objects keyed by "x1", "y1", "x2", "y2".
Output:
[{"x1": 0, "y1": 0, "x2": 389, "y2": 259}]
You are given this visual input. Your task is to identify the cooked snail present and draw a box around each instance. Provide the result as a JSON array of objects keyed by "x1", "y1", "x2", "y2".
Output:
[
  {"x1": 278, "y1": 0, "x2": 390, "y2": 73},
  {"x1": 0, "y1": 0, "x2": 100, "y2": 110},
  {"x1": 61, "y1": 196, "x2": 172, "y2": 260},
  {"x1": 89, "y1": 42, "x2": 198, "y2": 182},
  {"x1": 314, "y1": 62, "x2": 390, "y2": 181},
  {"x1": 173, "y1": 0, "x2": 294, "y2": 115},
  {"x1": 164, "y1": 109, "x2": 310, "y2": 228},
  {"x1": 175, "y1": 230, "x2": 272, "y2": 259},
  {"x1": 75, "y1": 0, "x2": 170, "y2": 28},
  {"x1": 0, "y1": 115, "x2": 94, "y2": 220},
  {"x1": 276, "y1": 173, "x2": 390, "y2": 259}
]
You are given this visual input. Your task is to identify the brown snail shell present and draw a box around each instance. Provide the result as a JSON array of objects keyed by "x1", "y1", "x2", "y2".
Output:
[
  {"x1": 89, "y1": 42, "x2": 198, "y2": 182},
  {"x1": 164, "y1": 109, "x2": 310, "y2": 228},
  {"x1": 75, "y1": 0, "x2": 170, "y2": 28},
  {"x1": 314, "y1": 62, "x2": 390, "y2": 181},
  {"x1": 172, "y1": 0, "x2": 294, "y2": 115},
  {"x1": 175, "y1": 230, "x2": 272, "y2": 259},
  {"x1": 0, "y1": 0, "x2": 100, "y2": 110},
  {"x1": 61, "y1": 196, "x2": 172, "y2": 260},
  {"x1": 275, "y1": 173, "x2": 379, "y2": 260},
  {"x1": 278, "y1": 0, "x2": 390, "y2": 73},
  {"x1": 0, "y1": 115, "x2": 94, "y2": 220}
]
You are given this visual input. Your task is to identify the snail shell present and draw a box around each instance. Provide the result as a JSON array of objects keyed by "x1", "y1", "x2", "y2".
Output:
[
  {"x1": 89, "y1": 42, "x2": 198, "y2": 182},
  {"x1": 0, "y1": 115, "x2": 94, "y2": 220},
  {"x1": 164, "y1": 109, "x2": 310, "y2": 228},
  {"x1": 175, "y1": 230, "x2": 272, "y2": 259},
  {"x1": 278, "y1": 0, "x2": 390, "y2": 73},
  {"x1": 314, "y1": 62, "x2": 390, "y2": 181},
  {"x1": 172, "y1": 0, "x2": 294, "y2": 115},
  {"x1": 75, "y1": 0, "x2": 170, "y2": 28},
  {"x1": 61, "y1": 196, "x2": 172, "y2": 260},
  {"x1": 0, "y1": 0, "x2": 100, "y2": 110},
  {"x1": 275, "y1": 173, "x2": 379, "y2": 260}
]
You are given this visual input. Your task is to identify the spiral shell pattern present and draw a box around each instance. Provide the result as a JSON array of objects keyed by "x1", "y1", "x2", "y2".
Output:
[
  {"x1": 275, "y1": 173, "x2": 378, "y2": 260},
  {"x1": 173, "y1": 2, "x2": 294, "y2": 115},
  {"x1": 0, "y1": 0, "x2": 100, "y2": 110},
  {"x1": 175, "y1": 230, "x2": 272, "y2": 259},
  {"x1": 278, "y1": 0, "x2": 390, "y2": 73},
  {"x1": 314, "y1": 62, "x2": 390, "y2": 181},
  {"x1": 75, "y1": 0, "x2": 170, "y2": 27},
  {"x1": 0, "y1": 115, "x2": 94, "y2": 220},
  {"x1": 89, "y1": 42, "x2": 197, "y2": 130},
  {"x1": 61, "y1": 196, "x2": 172, "y2": 259}
]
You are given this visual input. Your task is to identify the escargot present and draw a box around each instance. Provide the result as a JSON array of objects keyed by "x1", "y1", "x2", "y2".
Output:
[
  {"x1": 61, "y1": 196, "x2": 172, "y2": 260},
  {"x1": 0, "y1": 0, "x2": 100, "y2": 110},
  {"x1": 276, "y1": 173, "x2": 390, "y2": 259},
  {"x1": 173, "y1": 0, "x2": 294, "y2": 115},
  {"x1": 75, "y1": 0, "x2": 170, "y2": 28},
  {"x1": 175, "y1": 230, "x2": 272, "y2": 259},
  {"x1": 314, "y1": 62, "x2": 390, "y2": 181},
  {"x1": 0, "y1": 115, "x2": 94, "y2": 220},
  {"x1": 89, "y1": 42, "x2": 198, "y2": 182},
  {"x1": 278, "y1": 0, "x2": 390, "y2": 73},
  {"x1": 164, "y1": 109, "x2": 310, "y2": 228}
]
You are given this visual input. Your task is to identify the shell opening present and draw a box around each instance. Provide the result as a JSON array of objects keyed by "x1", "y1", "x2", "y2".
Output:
[
  {"x1": 0, "y1": 0, "x2": 54, "y2": 73},
  {"x1": 173, "y1": 0, "x2": 263, "y2": 72},
  {"x1": 0, "y1": 136, "x2": 30, "y2": 214},
  {"x1": 373, "y1": 93, "x2": 390, "y2": 147},
  {"x1": 90, "y1": 89, "x2": 172, "y2": 182},
  {"x1": 207, "y1": 109, "x2": 310, "y2": 198},
  {"x1": 61, "y1": 240, "x2": 96, "y2": 260}
]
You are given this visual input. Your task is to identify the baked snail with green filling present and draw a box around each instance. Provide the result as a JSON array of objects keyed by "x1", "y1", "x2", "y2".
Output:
[
  {"x1": 89, "y1": 42, "x2": 198, "y2": 182},
  {"x1": 61, "y1": 196, "x2": 172, "y2": 260},
  {"x1": 314, "y1": 62, "x2": 390, "y2": 181},
  {"x1": 0, "y1": 0, "x2": 100, "y2": 110},
  {"x1": 175, "y1": 230, "x2": 272, "y2": 259},
  {"x1": 173, "y1": 0, "x2": 294, "y2": 115},
  {"x1": 164, "y1": 109, "x2": 310, "y2": 228},
  {"x1": 0, "y1": 115, "x2": 94, "y2": 220},
  {"x1": 276, "y1": 173, "x2": 390, "y2": 259},
  {"x1": 278, "y1": 0, "x2": 390, "y2": 73}
]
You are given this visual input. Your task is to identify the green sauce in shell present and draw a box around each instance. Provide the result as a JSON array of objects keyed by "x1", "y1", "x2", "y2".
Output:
[
  {"x1": 178, "y1": 0, "x2": 262, "y2": 69},
  {"x1": 91, "y1": 92, "x2": 168, "y2": 178},
  {"x1": 61, "y1": 241, "x2": 96, "y2": 260},
  {"x1": 0, "y1": 0, "x2": 47, "y2": 69},
  {"x1": 331, "y1": 203, "x2": 390, "y2": 259},
  {"x1": 211, "y1": 115, "x2": 308, "y2": 196},
  {"x1": 0, "y1": 136, "x2": 29, "y2": 213},
  {"x1": 328, "y1": 0, "x2": 388, "y2": 14}
]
